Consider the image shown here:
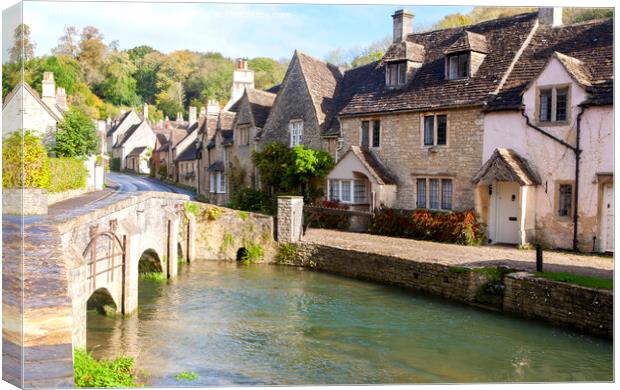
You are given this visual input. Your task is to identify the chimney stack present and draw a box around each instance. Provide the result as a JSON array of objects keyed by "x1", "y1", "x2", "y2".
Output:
[
  {"x1": 236, "y1": 58, "x2": 248, "y2": 70},
  {"x1": 392, "y1": 9, "x2": 414, "y2": 43},
  {"x1": 143, "y1": 103, "x2": 149, "y2": 120},
  {"x1": 55, "y1": 87, "x2": 67, "y2": 111},
  {"x1": 188, "y1": 106, "x2": 197, "y2": 126},
  {"x1": 199, "y1": 106, "x2": 206, "y2": 117},
  {"x1": 177, "y1": 111, "x2": 184, "y2": 122},
  {"x1": 539, "y1": 7, "x2": 563, "y2": 27},
  {"x1": 207, "y1": 100, "x2": 220, "y2": 116},
  {"x1": 42, "y1": 72, "x2": 55, "y2": 98},
  {"x1": 224, "y1": 58, "x2": 254, "y2": 110}
]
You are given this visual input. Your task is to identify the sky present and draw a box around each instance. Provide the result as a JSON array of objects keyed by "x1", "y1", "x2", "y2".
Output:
[{"x1": 4, "y1": 1, "x2": 474, "y2": 62}]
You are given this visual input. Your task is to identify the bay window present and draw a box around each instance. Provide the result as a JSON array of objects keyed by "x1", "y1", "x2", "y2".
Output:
[{"x1": 329, "y1": 179, "x2": 369, "y2": 204}]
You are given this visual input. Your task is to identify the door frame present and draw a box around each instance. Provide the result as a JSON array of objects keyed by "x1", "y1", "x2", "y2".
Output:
[
  {"x1": 489, "y1": 181, "x2": 521, "y2": 245},
  {"x1": 599, "y1": 181, "x2": 614, "y2": 253}
]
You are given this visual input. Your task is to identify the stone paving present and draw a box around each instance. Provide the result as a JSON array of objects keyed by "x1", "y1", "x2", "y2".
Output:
[{"x1": 302, "y1": 228, "x2": 614, "y2": 279}]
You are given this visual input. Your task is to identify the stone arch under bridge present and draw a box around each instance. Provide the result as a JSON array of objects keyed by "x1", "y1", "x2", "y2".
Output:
[{"x1": 2, "y1": 192, "x2": 192, "y2": 387}]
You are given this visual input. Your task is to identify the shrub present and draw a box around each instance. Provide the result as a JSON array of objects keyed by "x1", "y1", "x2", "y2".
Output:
[
  {"x1": 139, "y1": 272, "x2": 166, "y2": 282},
  {"x1": 277, "y1": 243, "x2": 297, "y2": 264},
  {"x1": 305, "y1": 200, "x2": 350, "y2": 230},
  {"x1": 48, "y1": 158, "x2": 88, "y2": 193},
  {"x1": 204, "y1": 206, "x2": 221, "y2": 221},
  {"x1": 110, "y1": 158, "x2": 121, "y2": 172},
  {"x1": 175, "y1": 371, "x2": 198, "y2": 381},
  {"x1": 73, "y1": 349, "x2": 141, "y2": 388},
  {"x1": 229, "y1": 187, "x2": 276, "y2": 215},
  {"x1": 370, "y1": 208, "x2": 486, "y2": 246},
  {"x1": 54, "y1": 107, "x2": 98, "y2": 158},
  {"x1": 158, "y1": 164, "x2": 167, "y2": 179},
  {"x1": 184, "y1": 201, "x2": 200, "y2": 217},
  {"x1": 2, "y1": 130, "x2": 51, "y2": 189},
  {"x1": 240, "y1": 243, "x2": 264, "y2": 264}
]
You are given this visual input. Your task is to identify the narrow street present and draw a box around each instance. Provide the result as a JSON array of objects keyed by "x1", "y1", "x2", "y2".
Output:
[{"x1": 107, "y1": 171, "x2": 196, "y2": 198}]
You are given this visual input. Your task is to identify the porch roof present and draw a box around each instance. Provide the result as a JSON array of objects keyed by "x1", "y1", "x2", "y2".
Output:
[
  {"x1": 472, "y1": 148, "x2": 541, "y2": 186},
  {"x1": 338, "y1": 146, "x2": 397, "y2": 185}
]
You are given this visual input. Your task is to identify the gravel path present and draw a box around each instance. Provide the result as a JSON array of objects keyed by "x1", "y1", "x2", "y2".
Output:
[{"x1": 302, "y1": 229, "x2": 614, "y2": 279}]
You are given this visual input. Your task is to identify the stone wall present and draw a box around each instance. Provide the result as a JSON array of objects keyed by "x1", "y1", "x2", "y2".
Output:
[
  {"x1": 286, "y1": 243, "x2": 491, "y2": 304},
  {"x1": 182, "y1": 202, "x2": 275, "y2": 262},
  {"x1": 2, "y1": 188, "x2": 48, "y2": 215},
  {"x1": 504, "y1": 272, "x2": 613, "y2": 338},
  {"x1": 339, "y1": 107, "x2": 484, "y2": 210}
]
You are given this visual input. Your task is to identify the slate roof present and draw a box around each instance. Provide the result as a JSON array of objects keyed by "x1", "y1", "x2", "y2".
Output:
[
  {"x1": 472, "y1": 148, "x2": 541, "y2": 186},
  {"x1": 2, "y1": 81, "x2": 64, "y2": 122},
  {"x1": 156, "y1": 128, "x2": 190, "y2": 152},
  {"x1": 445, "y1": 31, "x2": 488, "y2": 54},
  {"x1": 265, "y1": 84, "x2": 281, "y2": 94},
  {"x1": 218, "y1": 111, "x2": 236, "y2": 131},
  {"x1": 339, "y1": 12, "x2": 539, "y2": 116},
  {"x1": 116, "y1": 123, "x2": 141, "y2": 147},
  {"x1": 246, "y1": 89, "x2": 276, "y2": 128},
  {"x1": 106, "y1": 111, "x2": 132, "y2": 136},
  {"x1": 208, "y1": 161, "x2": 225, "y2": 172},
  {"x1": 488, "y1": 18, "x2": 613, "y2": 110},
  {"x1": 127, "y1": 146, "x2": 147, "y2": 157},
  {"x1": 175, "y1": 142, "x2": 199, "y2": 162},
  {"x1": 383, "y1": 41, "x2": 425, "y2": 62},
  {"x1": 344, "y1": 146, "x2": 398, "y2": 185},
  {"x1": 221, "y1": 130, "x2": 234, "y2": 146}
]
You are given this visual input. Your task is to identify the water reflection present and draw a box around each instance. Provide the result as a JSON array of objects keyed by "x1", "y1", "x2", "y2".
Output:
[{"x1": 87, "y1": 261, "x2": 613, "y2": 386}]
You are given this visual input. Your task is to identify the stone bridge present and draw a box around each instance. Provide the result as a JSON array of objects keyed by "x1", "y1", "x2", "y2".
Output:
[{"x1": 2, "y1": 191, "x2": 194, "y2": 388}]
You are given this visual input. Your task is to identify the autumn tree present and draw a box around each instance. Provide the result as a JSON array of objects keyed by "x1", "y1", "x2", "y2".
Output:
[
  {"x1": 97, "y1": 51, "x2": 140, "y2": 106},
  {"x1": 78, "y1": 26, "x2": 107, "y2": 85},
  {"x1": 9, "y1": 24, "x2": 36, "y2": 63},
  {"x1": 248, "y1": 57, "x2": 286, "y2": 90},
  {"x1": 52, "y1": 26, "x2": 79, "y2": 58}
]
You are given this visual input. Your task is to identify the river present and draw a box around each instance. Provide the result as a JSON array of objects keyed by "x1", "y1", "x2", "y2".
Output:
[{"x1": 87, "y1": 261, "x2": 612, "y2": 385}]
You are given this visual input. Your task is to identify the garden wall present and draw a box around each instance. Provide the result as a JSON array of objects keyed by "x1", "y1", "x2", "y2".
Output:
[{"x1": 504, "y1": 272, "x2": 613, "y2": 339}]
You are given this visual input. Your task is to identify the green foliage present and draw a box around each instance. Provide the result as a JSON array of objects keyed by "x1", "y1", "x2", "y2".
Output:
[
  {"x1": 518, "y1": 243, "x2": 535, "y2": 250},
  {"x1": 565, "y1": 8, "x2": 613, "y2": 23},
  {"x1": 54, "y1": 107, "x2": 99, "y2": 157},
  {"x1": 370, "y1": 208, "x2": 486, "y2": 246},
  {"x1": 229, "y1": 188, "x2": 276, "y2": 215},
  {"x1": 204, "y1": 206, "x2": 221, "y2": 221},
  {"x1": 248, "y1": 57, "x2": 287, "y2": 90},
  {"x1": 449, "y1": 266, "x2": 470, "y2": 274},
  {"x1": 31, "y1": 55, "x2": 81, "y2": 95},
  {"x1": 111, "y1": 158, "x2": 121, "y2": 172},
  {"x1": 175, "y1": 371, "x2": 198, "y2": 381},
  {"x1": 139, "y1": 272, "x2": 166, "y2": 282},
  {"x1": 9, "y1": 24, "x2": 35, "y2": 63},
  {"x1": 277, "y1": 243, "x2": 297, "y2": 264},
  {"x1": 290, "y1": 145, "x2": 335, "y2": 184},
  {"x1": 221, "y1": 232, "x2": 235, "y2": 252},
  {"x1": 48, "y1": 158, "x2": 88, "y2": 193},
  {"x1": 238, "y1": 211, "x2": 249, "y2": 221},
  {"x1": 184, "y1": 201, "x2": 200, "y2": 216},
  {"x1": 2, "y1": 130, "x2": 51, "y2": 189},
  {"x1": 73, "y1": 349, "x2": 141, "y2": 388},
  {"x1": 97, "y1": 51, "x2": 141, "y2": 106},
  {"x1": 473, "y1": 267, "x2": 515, "y2": 306},
  {"x1": 535, "y1": 272, "x2": 613, "y2": 290},
  {"x1": 240, "y1": 243, "x2": 264, "y2": 264}
]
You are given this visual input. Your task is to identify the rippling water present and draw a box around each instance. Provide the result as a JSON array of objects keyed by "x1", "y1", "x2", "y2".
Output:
[{"x1": 87, "y1": 261, "x2": 613, "y2": 386}]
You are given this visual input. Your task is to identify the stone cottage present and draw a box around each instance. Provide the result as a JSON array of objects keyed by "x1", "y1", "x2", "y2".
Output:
[
  {"x1": 477, "y1": 11, "x2": 613, "y2": 251},
  {"x1": 2, "y1": 72, "x2": 67, "y2": 145},
  {"x1": 204, "y1": 111, "x2": 236, "y2": 205},
  {"x1": 112, "y1": 118, "x2": 156, "y2": 172}
]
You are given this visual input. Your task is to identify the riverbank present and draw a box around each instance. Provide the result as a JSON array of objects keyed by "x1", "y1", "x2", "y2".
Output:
[{"x1": 272, "y1": 229, "x2": 613, "y2": 339}]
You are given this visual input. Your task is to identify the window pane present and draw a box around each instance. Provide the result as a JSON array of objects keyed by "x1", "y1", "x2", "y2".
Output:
[
  {"x1": 341, "y1": 180, "x2": 352, "y2": 202},
  {"x1": 424, "y1": 116, "x2": 434, "y2": 145},
  {"x1": 558, "y1": 184, "x2": 572, "y2": 217},
  {"x1": 539, "y1": 89, "x2": 552, "y2": 122},
  {"x1": 298, "y1": 122, "x2": 303, "y2": 145},
  {"x1": 289, "y1": 122, "x2": 295, "y2": 146},
  {"x1": 441, "y1": 179, "x2": 453, "y2": 210},
  {"x1": 220, "y1": 172, "x2": 226, "y2": 193},
  {"x1": 437, "y1": 115, "x2": 447, "y2": 145},
  {"x1": 449, "y1": 56, "x2": 458, "y2": 79},
  {"x1": 210, "y1": 174, "x2": 215, "y2": 193},
  {"x1": 416, "y1": 179, "x2": 427, "y2": 208},
  {"x1": 556, "y1": 88, "x2": 568, "y2": 121},
  {"x1": 429, "y1": 179, "x2": 440, "y2": 209},
  {"x1": 372, "y1": 120, "x2": 381, "y2": 147},
  {"x1": 354, "y1": 180, "x2": 367, "y2": 203},
  {"x1": 329, "y1": 179, "x2": 339, "y2": 201},
  {"x1": 361, "y1": 121, "x2": 369, "y2": 147},
  {"x1": 398, "y1": 62, "x2": 406, "y2": 85},
  {"x1": 458, "y1": 54, "x2": 469, "y2": 78},
  {"x1": 389, "y1": 64, "x2": 397, "y2": 85}
]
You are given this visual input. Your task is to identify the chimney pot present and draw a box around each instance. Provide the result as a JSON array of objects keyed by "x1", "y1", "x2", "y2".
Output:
[
  {"x1": 55, "y1": 87, "x2": 68, "y2": 110},
  {"x1": 143, "y1": 103, "x2": 149, "y2": 120},
  {"x1": 539, "y1": 7, "x2": 563, "y2": 27},
  {"x1": 177, "y1": 112, "x2": 184, "y2": 122},
  {"x1": 41, "y1": 72, "x2": 55, "y2": 98},
  {"x1": 189, "y1": 106, "x2": 197, "y2": 126},
  {"x1": 392, "y1": 9, "x2": 414, "y2": 43}
]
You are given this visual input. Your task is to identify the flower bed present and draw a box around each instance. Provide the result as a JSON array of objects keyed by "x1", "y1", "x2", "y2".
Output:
[{"x1": 370, "y1": 208, "x2": 486, "y2": 246}]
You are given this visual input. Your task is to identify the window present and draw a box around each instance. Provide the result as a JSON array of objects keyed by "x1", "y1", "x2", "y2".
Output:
[
  {"x1": 423, "y1": 114, "x2": 448, "y2": 146},
  {"x1": 416, "y1": 177, "x2": 453, "y2": 210},
  {"x1": 329, "y1": 179, "x2": 369, "y2": 204},
  {"x1": 361, "y1": 120, "x2": 380, "y2": 147},
  {"x1": 289, "y1": 120, "x2": 303, "y2": 147},
  {"x1": 210, "y1": 172, "x2": 227, "y2": 194},
  {"x1": 538, "y1": 86, "x2": 569, "y2": 123},
  {"x1": 239, "y1": 125, "x2": 250, "y2": 145},
  {"x1": 558, "y1": 183, "x2": 573, "y2": 217},
  {"x1": 386, "y1": 62, "x2": 407, "y2": 87},
  {"x1": 219, "y1": 171, "x2": 227, "y2": 193},
  {"x1": 209, "y1": 173, "x2": 215, "y2": 193},
  {"x1": 447, "y1": 53, "x2": 469, "y2": 79}
]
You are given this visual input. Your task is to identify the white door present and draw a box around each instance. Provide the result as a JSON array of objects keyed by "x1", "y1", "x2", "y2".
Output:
[
  {"x1": 496, "y1": 181, "x2": 520, "y2": 244},
  {"x1": 602, "y1": 183, "x2": 614, "y2": 252}
]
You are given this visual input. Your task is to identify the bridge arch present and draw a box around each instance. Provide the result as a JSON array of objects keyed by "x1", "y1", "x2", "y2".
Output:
[
  {"x1": 87, "y1": 287, "x2": 118, "y2": 316},
  {"x1": 138, "y1": 248, "x2": 163, "y2": 274}
]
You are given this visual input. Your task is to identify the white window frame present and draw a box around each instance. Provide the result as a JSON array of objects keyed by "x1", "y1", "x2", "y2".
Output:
[
  {"x1": 446, "y1": 53, "x2": 469, "y2": 80},
  {"x1": 328, "y1": 179, "x2": 369, "y2": 204},
  {"x1": 415, "y1": 177, "x2": 453, "y2": 211},
  {"x1": 289, "y1": 119, "x2": 303, "y2": 147},
  {"x1": 421, "y1": 114, "x2": 449, "y2": 147}
]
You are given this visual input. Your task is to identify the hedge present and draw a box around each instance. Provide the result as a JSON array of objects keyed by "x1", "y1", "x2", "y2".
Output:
[
  {"x1": 370, "y1": 208, "x2": 486, "y2": 246},
  {"x1": 48, "y1": 158, "x2": 88, "y2": 193},
  {"x1": 2, "y1": 130, "x2": 51, "y2": 189},
  {"x1": 110, "y1": 158, "x2": 121, "y2": 172}
]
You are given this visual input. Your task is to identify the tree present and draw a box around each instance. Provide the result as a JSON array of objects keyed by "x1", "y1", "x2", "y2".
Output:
[
  {"x1": 2, "y1": 130, "x2": 51, "y2": 189},
  {"x1": 252, "y1": 143, "x2": 295, "y2": 194},
  {"x1": 54, "y1": 107, "x2": 99, "y2": 157},
  {"x1": 9, "y1": 24, "x2": 36, "y2": 63},
  {"x1": 248, "y1": 57, "x2": 287, "y2": 90},
  {"x1": 78, "y1": 26, "x2": 107, "y2": 85},
  {"x1": 324, "y1": 48, "x2": 349, "y2": 68},
  {"x1": 127, "y1": 45, "x2": 156, "y2": 62},
  {"x1": 133, "y1": 50, "x2": 164, "y2": 104},
  {"x1": 52, "y1": 26, "x2": 79, "y2": 58},
  {"x1": 97, "y1": 51, "x2": 140, "y2": 106},
  {"x1": 31, "y1": 55, "x2": 81, "y2": 95}
]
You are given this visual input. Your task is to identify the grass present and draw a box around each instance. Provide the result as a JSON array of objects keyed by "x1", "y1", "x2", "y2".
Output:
[
  {"x1": 517, "y1": 243, "x2": 535, "y2": 250},
  {"x1": 139, "y1": 272, "x2": 166, "y2": 282},
  {"x1": 238, "y1": 211, "x2": 249, "y2": 221},
  {"x1": 277, "y1": 243, "x2": 297, "y2": 264},
  {"x1": 74, "y1": 349, "x2": 142, "y2": 387},
  {"x1": 240, "y1": 243, "x2": 264, "y2": 264},
  {"x1": 175, "y1": 371, "x2": 198, "y2": 381},
  {"x1": 535, "y1": 271, "x2": 613, "y2": 290}
]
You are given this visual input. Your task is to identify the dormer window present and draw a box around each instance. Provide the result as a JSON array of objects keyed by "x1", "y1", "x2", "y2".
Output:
[
  {"x1": 537, "y1": 86, "x2": 569, "y2": 124},
  {"x1": 386, "y1": 62, "x2": 407, "y2": 87},
  {"x1": 447, "y1": 53, "x2": 469, "y2": 80}
]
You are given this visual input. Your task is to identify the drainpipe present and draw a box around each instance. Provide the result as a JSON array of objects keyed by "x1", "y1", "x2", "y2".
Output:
[{"x1": 521, "y1": 108, "x2": 584, "y2": 251}]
